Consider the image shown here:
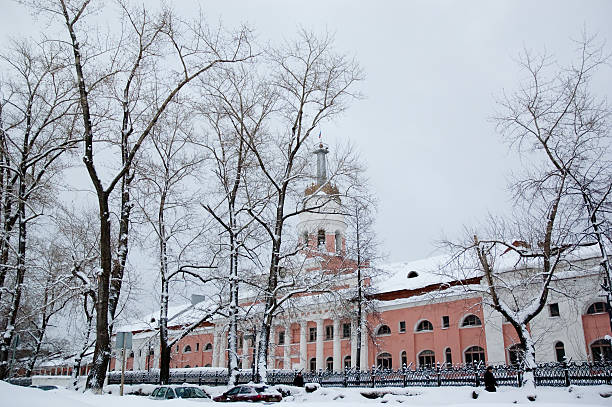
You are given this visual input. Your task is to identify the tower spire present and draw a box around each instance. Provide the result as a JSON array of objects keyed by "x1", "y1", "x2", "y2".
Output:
[{"x1": 314, "y1": 135, "x2": 329, "y2": 186}]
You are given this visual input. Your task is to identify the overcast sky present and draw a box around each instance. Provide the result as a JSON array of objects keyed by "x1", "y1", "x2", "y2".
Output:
[{"x1": 1, "y1": 0, "x2": 611, "y2": 265}]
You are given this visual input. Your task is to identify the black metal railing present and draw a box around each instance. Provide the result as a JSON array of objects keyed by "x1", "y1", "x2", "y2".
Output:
[{"x1": 106, "y1": 361, "x2": 612, "y2": 388}]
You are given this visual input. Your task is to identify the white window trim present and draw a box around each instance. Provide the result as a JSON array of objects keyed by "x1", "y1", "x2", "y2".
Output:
[{"x1": 414, "y1": 319, "x2": 434, "y2": 333}]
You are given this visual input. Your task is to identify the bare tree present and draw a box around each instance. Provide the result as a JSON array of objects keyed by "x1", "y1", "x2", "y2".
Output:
[
  {"x1": 495, "y1": 34, "x2": 612, "y2": 334},
  {"x1": 21, "y1": 238, "x2": 81, "y2": 377},
  {"x1": 51, "y1": 205, "x2": 100, "y2": 389},
  {"x1": 26, "y1": 0, "x2": 253, "y2": 390},
  {"x1": 134, "y1": 100, "x2": 219, "y2": 384},
  {"x1": 197, "y1": 63, "x2": 275, "y2": 384},
  {"x1": 338, "y1": 188, "x2": 382, "y2": 370},
  {"x1": 0, "y1": 38, "x2": 77, "y2": 379},
  {"x1": 237, "y1": 31, "x2": 362, "y2": 382}
]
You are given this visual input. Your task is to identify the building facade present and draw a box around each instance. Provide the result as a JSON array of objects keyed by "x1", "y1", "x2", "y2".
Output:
[{"x1": 108, "y1": 144, "x2": 612, "y2": 374}]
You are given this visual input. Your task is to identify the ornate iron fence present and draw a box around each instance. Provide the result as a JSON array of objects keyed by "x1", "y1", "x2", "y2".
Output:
[{"x1": 106, "y1": 361, "x2": 612, "y2": 388}]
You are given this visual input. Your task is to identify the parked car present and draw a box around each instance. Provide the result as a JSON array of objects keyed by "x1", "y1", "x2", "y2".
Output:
[
  {"x1": 213, "y1": 385, "x2": 282, "y2": 402},
  {"x1": 150, "y1": 386, "x2": 210, "y2": 400}
]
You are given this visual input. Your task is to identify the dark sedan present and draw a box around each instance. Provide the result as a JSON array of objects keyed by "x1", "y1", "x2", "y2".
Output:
[{"x1": 213, "y1": 385, "x2": 282, "y2": 402}]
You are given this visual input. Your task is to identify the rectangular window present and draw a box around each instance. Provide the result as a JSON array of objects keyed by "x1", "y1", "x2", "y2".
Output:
[
  {"x1": 325, "y1": 325, "x2": 334, "y2": 340},
  {"x1": 549, "y1": 303, "x2": 560, "y2": 317},
  {"x1": 342, "y1": 323, "x2": 351, "y2": 338},
  {"x1": 442, "y1": 316, "x2": 450, "y2": 329},
  {"x1": 278, "y1": 331, "x2": 285, "y2": 345},
  {"x1": 309, "y1": 327, "x2": 317, "y2": 342},
  {"x1": 399, "y1": 321, "x2": 406, "y2": 333}
]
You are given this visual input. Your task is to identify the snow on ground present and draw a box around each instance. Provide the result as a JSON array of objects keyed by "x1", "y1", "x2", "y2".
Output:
[{"x1": 3, "y1": 381, "x2": 612, "y2": 407}]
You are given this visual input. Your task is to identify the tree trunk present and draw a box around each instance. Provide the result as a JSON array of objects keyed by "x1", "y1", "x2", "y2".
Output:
[
  {"x1": 159, "y1": 344, "x2": 171, "y2": 385},
  {"x1": 227, "y1": 208, "x2": 240, "y2": 385},
  {"x1": 73, "y1": 309, "x2": 93, "y2": 390},
  {"x1": 86, "y1": 194, "x2": 112, "y2": 391},
  {"x1": 108, "y1": 174, "x2": 131, "y2": 326},
  {"x1": 517, "y1": 325, "x2": 538, "y2": 400},
  {"x1": 0, "y1": 173, "x2": 27, "y2": 379}
]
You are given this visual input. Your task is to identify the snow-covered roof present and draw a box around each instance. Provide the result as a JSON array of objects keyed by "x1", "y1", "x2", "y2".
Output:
[
  {"x1": 115, "y1": 301, "x2": 217, "y2": 333},
  {"x1": 372, "y1": 255, "x2": 453, "y2": 294},
  {"x1": 114, "y1": 244, "x2": 604, "y2": 333},
  {"x1": 371, "y1": 244, "x2": 603, "y2": 296}
]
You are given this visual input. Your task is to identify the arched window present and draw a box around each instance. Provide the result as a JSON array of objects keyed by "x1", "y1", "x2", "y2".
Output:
[
  {"x1": 416, "y1": 320, "x2": 433, "y2": 332},
  {"x1": 317, "y1": 229, "x2": 326, "y2": 247},
  {"x1": 326, "y1": 357, "x2": 334, "y2": 371},
  {"x1": 508, "y1": 344, "x2": 523, "y2": 366},
  {"x1": 129, "y1": 351, "x2": 134, "y2": 358},
  {"x1": 464, "y1": 346, "x2": 485, "y2": 364},
  {"x1": 461, "y1": 315, "x2": 482, "y2": 327},
  {"x1": 401, "y1": 351, "x2": 407, "y2": 367},
  {"x1": 343, "y1": 356, "x2": 351, "y2": 369},
  {"x1": 555, "y1": 341, "x2": 566, "y2": 362},
  {"x1": 149, "y1": 349, "x2": 155, "y2": 356},
  {"x1": 407, "y1": 271, "x2": 419, "y2": 278},
  {"x1": 309, "y1": 358, "x2": 317, "y2": 372},
  {"x1": 377, "y1": 325, "x2": 391, "y2": 335},
  {"x1": 184, "y1": 365, "x2": 190, "y2": 368},
  {"x1": 587, "y1": 302, "x2": 607, "y2": 314},
  {"x1": 204, "y1": 343, "x2": 213, "y2": 351},
  {"x1": 335, "y1": 231, "x2": 342, "y2": 253},
  {"x1": 377, "y1": 352, "x2": 392, "y2": 369},
  {"x1": 418, "y1": 350, "x2": 435, "y2": 367},
  {"x1": 591, "y1": 339, "x2": 612, "y2": 361},
  {"x1": 445, "y1": 348, "x2": 452, "y2": 366},
  {"x1": 183, "y1": 345, "x2": 192, "y2": 353}
]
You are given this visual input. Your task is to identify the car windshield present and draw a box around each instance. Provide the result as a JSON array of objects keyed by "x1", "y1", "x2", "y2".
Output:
[
  {"x1": 226, "y1": 386, "x2": 241, "y2": 395},
  {"x1": 175, "y1": 387, "x2": 207, "y2": 398}
]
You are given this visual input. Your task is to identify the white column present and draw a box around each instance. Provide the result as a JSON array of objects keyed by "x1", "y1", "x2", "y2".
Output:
[
  {"x1": 299, "y1": 321, "x2": 308, "y2": 370},
  {"x1": 350, "y1": 319, "x2": 358, "y2": 368},
  {"x1": 333, "y1": 319, "x2": 341, "y2": 371},
  {"x1": 218, "y1": 331, "x2": 226, "y2": 368},
  {"x1": 268, "y1": 325, "x2": 276, "y2": 368},
  {"x1": 212, "y1": 329, "x2": 220, "y2": 367},
  {"x1": 283, "y1": 322, "x2": 291, "y2": 369},
  {"x1": 359, "y1": 317, "x2": 368, "y2": 370},
  {"x1": 482, "y1": 304, "x2": 506, "y2": 364},
  {"x1": 255, "y1": 330, "x2": 261, "y2": 368},
  {"x1": 315, "y1": 319, "x2": 324, "y2": 370},
  {"x1": 241, "y1": 333, "x2": 249, "y2": 369}
]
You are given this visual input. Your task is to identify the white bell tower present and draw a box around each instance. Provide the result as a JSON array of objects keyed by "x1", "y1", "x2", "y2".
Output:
[{"x1": 297, "y1": 141, "x2": 347, "y2": 254}]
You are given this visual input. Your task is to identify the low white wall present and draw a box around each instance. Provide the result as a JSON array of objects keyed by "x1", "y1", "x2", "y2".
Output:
[{"x1": 32, "y1": 375, "x2": 89, "y2": 388}]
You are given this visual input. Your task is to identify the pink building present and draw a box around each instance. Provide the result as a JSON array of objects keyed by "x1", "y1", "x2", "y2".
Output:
[{"x1": 110, "y1": 144, "x2": 611, "y2": 373}]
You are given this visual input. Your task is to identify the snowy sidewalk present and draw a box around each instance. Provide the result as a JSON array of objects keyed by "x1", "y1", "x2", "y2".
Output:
[{"x1": 3, "y1": 381, "x2": 611, "y2": 406}]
